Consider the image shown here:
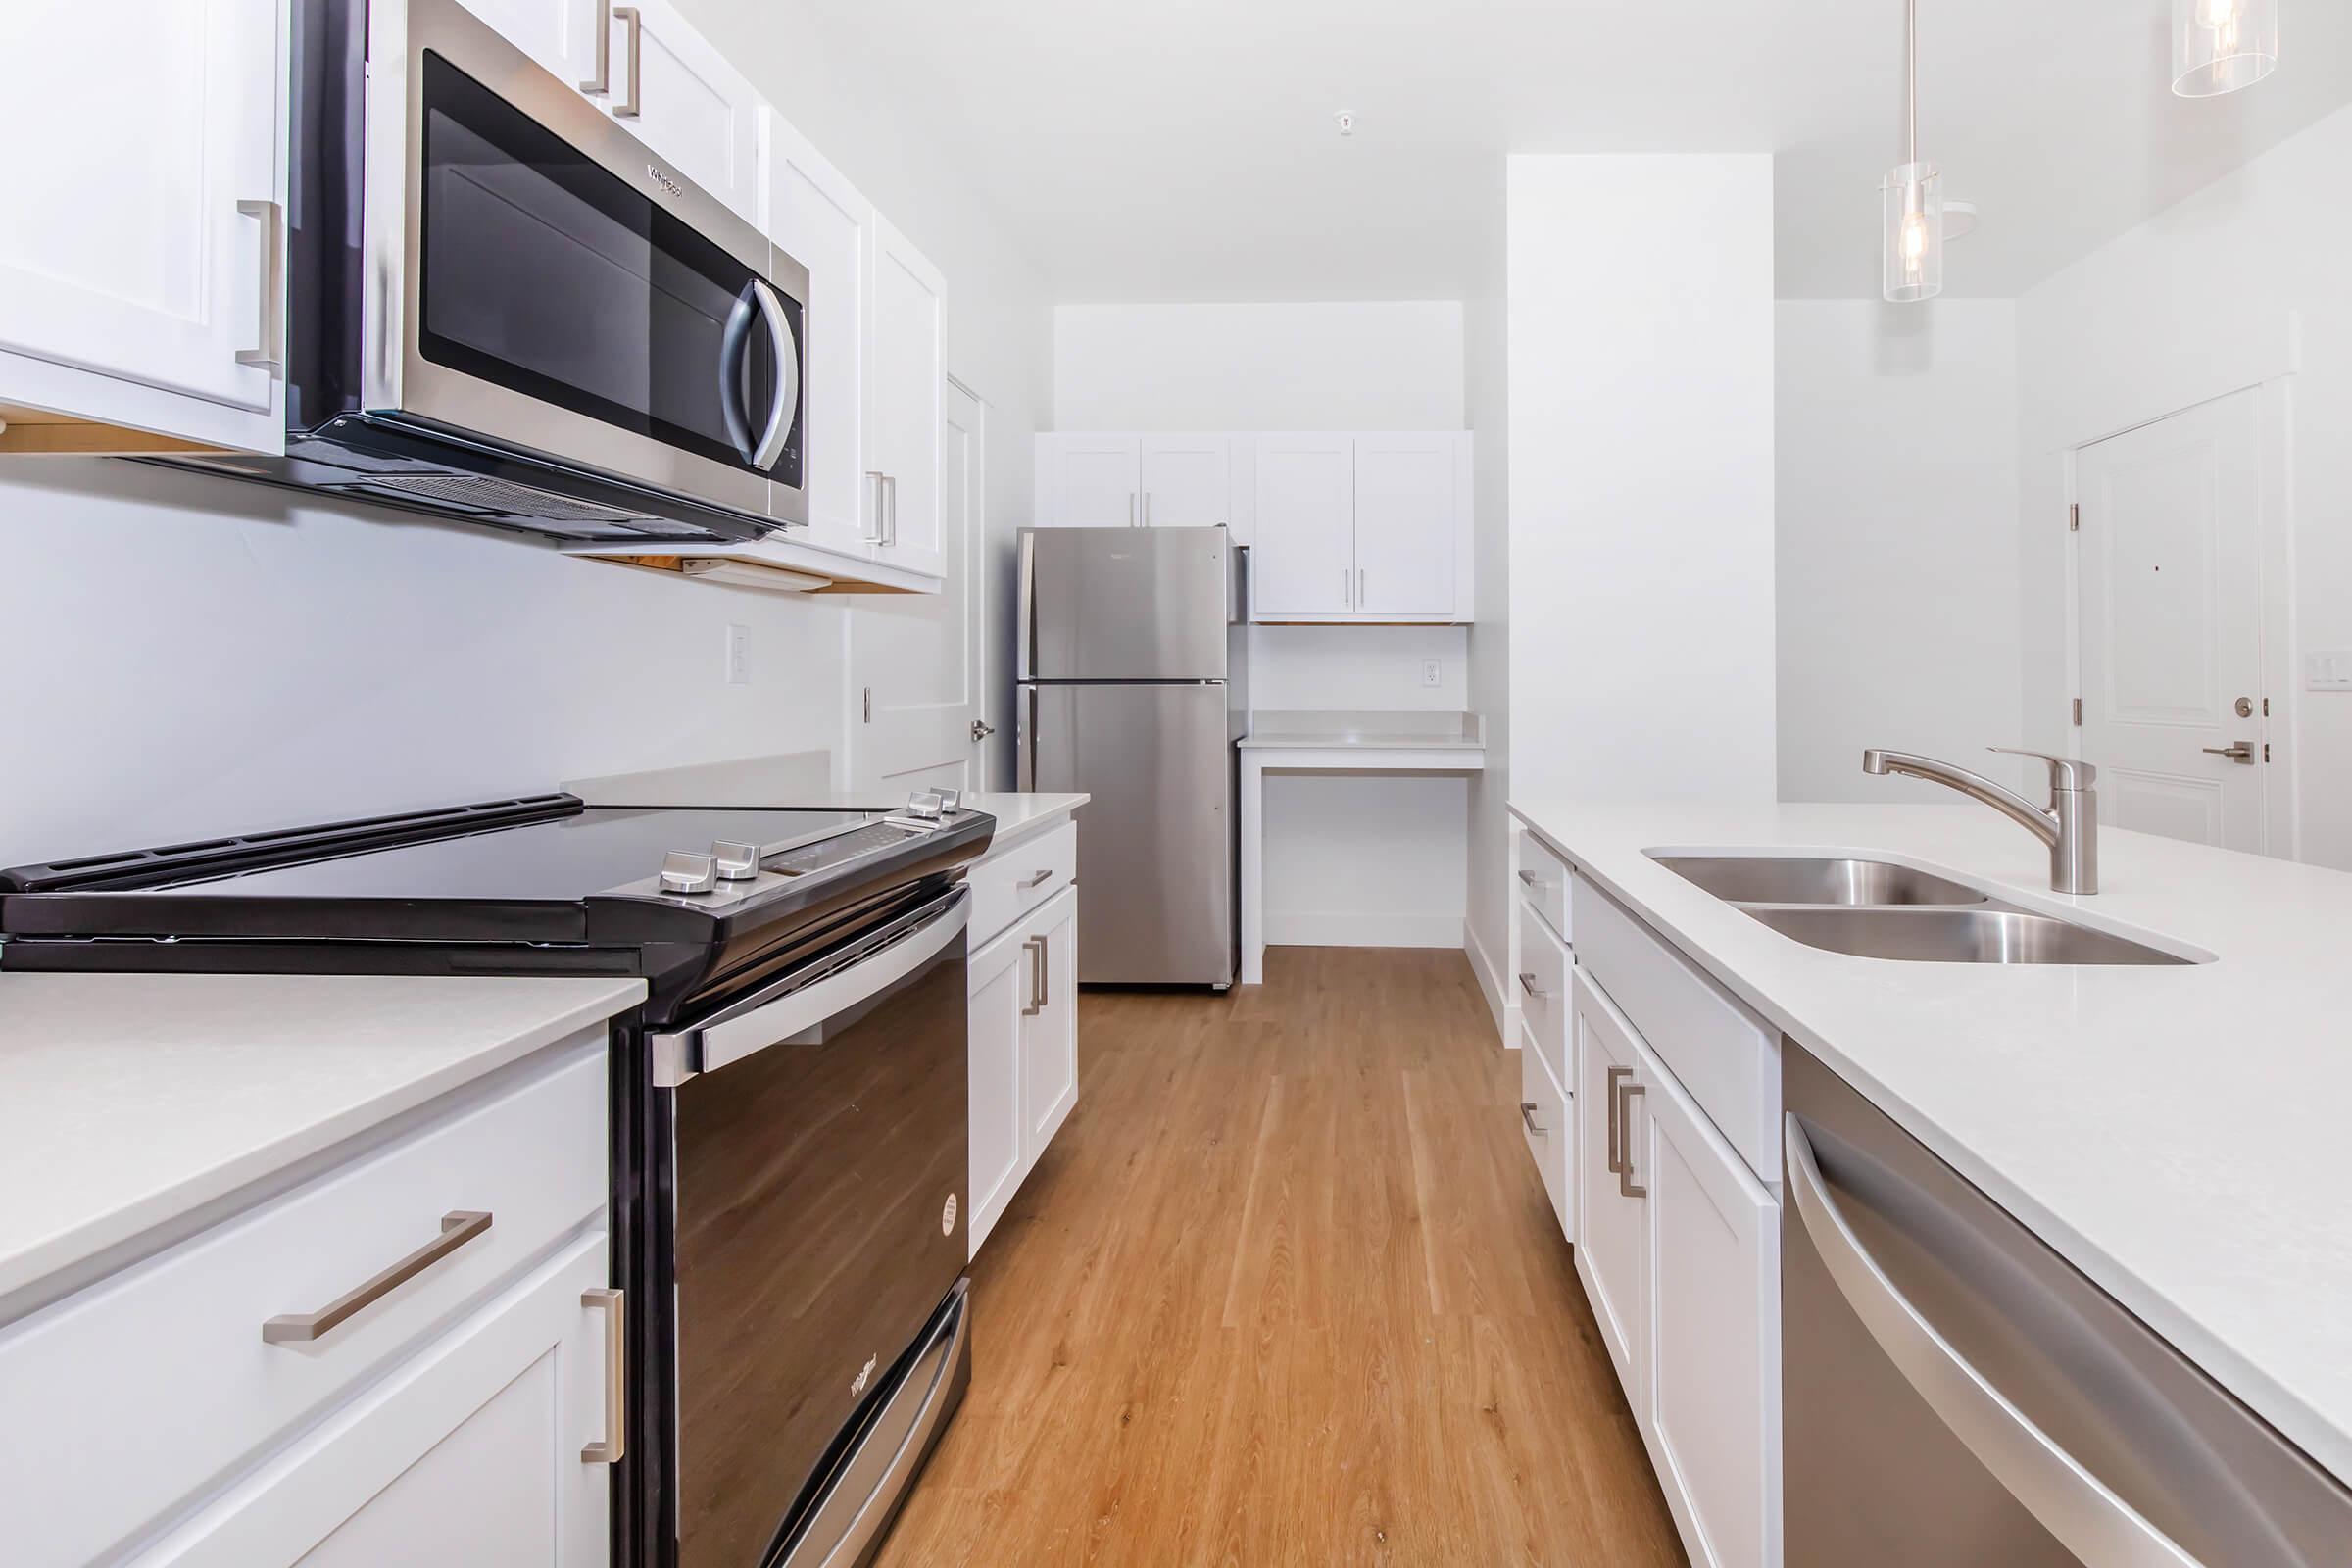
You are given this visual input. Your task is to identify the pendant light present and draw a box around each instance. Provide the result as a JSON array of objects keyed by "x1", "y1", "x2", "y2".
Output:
[
  {"x1": 2173, "y1": 0, "x2": 2278, "y2": 98},
  {"x1": 1881, "y1": 0, "x2": 1942, "y2": 303}
]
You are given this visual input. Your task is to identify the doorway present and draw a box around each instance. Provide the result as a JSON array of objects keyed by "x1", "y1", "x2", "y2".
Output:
[
  {"x1": 848, "y1": 377, "x2": 987, "y2": 797},
  {"x1": 2073, "y1": 387, "x2": 2271, "y2": 852}
]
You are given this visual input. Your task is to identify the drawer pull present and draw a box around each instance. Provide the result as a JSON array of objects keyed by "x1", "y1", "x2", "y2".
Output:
[
  {"x1": 262, "y1": 1209, "x2": 493, "y2": 1344},
  {"x1": 1517, "y1": 869, "x2": 1543, "y2": 887},
  {"x1": 1520, "y1": 1101, "x2": 1546, "y2": 1137},
  {"x1": 1517, "y1": 971, "x2": 1547, "y2": 999},
  {"x1": 1615, "y1": 1081, "x2": 1648, "y2": 1200},
  {"x1": 1020, "y1": 868, "x2": 1054, "y2": 890},
  {"x1": 581, "y1": 1287, "x2": 627, "y2": 1464}
]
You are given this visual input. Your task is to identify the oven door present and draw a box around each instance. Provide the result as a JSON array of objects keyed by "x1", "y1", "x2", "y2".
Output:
[
  {"x1": 665, "y1": 884, "x2": 970, "y2": 1568},
  {"x1": 364, "y1": 0, "x2": 808, "y2": 520}
]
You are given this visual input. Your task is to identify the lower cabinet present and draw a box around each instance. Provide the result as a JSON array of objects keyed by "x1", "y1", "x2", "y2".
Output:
[
  {"x1": 1573, "y1": 964, "x2": 1781, "y2": 1567},
  {"x1": 1519, "y1": 1021, "x2": 1572, "y2": 1237},
  {"x1": 967, "y1": 884, "x2": 1080, "y2": 1256}
]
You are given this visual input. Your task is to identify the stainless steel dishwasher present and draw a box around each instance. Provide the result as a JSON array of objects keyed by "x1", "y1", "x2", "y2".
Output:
[{"x1": 1782, "y1": 1043, "x2": 2352, "y2": 1566}]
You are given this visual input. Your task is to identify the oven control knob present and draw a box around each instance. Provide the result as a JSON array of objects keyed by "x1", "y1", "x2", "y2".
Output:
[
  {"x1": 901, "y1": 790, "x2": 945, "y2": 822},
  {"x1": 659, "y1": 851, "x2": 717, "y2": 895},
  {"x1": 710, "y1": 841, "x2": 760, "y2": 881},
  {"x1": 934, "y1": 788, "x2": 963, "y2": 814}
]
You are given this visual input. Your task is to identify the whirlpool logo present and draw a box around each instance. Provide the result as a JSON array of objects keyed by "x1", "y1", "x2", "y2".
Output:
[{"x1": 647, "y1": 164, "x2": 684, "y2": 199}]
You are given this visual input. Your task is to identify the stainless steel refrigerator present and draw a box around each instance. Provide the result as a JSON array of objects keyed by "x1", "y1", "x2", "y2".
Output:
[{"x1": 1016, "y1": 525, "x2": 1248, "y2": 987}]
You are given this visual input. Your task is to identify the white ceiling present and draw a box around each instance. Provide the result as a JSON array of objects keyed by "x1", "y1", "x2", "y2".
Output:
[{"x1": 805, "y1": 0, "x2": 2352, "y2": 301}]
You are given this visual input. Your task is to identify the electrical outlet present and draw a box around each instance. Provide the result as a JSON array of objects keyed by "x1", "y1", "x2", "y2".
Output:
[
  {"x1": 2308, "y1": 651, "x2": 2352, "y2": 692},
  {"x1": 724, "y1": 623, "x2": 750, "y2": 685},
  {"x1": 1421, "y1": 658, "x2": 1443, "y2": 689}
]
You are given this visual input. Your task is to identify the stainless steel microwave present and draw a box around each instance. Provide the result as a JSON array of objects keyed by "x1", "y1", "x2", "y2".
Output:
[{"x1": 158, "y1": 0, "x2": 809, "y2": 547}]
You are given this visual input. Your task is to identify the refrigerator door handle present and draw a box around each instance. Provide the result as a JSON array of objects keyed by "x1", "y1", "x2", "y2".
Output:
[
  {"x1": 1022, "y1": 686, "x2": 1040, "y2": 789},
  {"x1": 1016, "y1": 532, "x2": 1038, "y2": 682}
]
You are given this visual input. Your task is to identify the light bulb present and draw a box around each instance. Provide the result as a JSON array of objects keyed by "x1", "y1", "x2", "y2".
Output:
[
  {"x1": 1900, "y1": 210, "x2": 1930, "y2": 277},
  {"x1": 2195, "y1": 0, "x2": 2241, "y2": 28}
]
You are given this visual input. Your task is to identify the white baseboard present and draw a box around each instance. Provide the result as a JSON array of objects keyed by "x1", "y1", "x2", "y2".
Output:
[
  {"x1": 1464, "y1": 914, "x2": 1511, "y2": 1042},
  {"x1": 1264, "y1": 910, "x2": 1467, "y2": 950}
]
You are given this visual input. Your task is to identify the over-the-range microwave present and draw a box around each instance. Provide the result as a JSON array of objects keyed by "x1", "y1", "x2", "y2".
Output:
[{"x1": 156, "y1": 0, "x2": 810, "y2": 547}]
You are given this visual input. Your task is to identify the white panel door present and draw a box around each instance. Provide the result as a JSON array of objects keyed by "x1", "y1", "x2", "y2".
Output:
[
  {"x1": 1040, "y1": 435, "x2": 1142, "y2": 527},
  {"x1": 0, "y1": 0, "x2": 282, "y2": 442},
  {"x1": 866, "y1": 211, "x2": 947, "y2": 577},
  {"x1": 1249, "y1": 434, "x2": 1356, "y2": 616},
  {"x1": 1353, "y1": 434, "x2": 1460, "y2": 616},
  {"x1": 138, "y1": 1234, "x2": 612, "y2": 1568},
  {"x1": 1639, "y1": 1034, "x2": 1779, "y2": 1568},
  {"x1": 1140, "y1": 435, "x2": 1231, "y2": 528},
  {"x1": 601, "y1": 0, "x2": 763, "y2": 222},
  {"x1": 1573, "y1": 971, "x2": 1647, "y2": 1403},
  {"x1": 762, "y1": 109, "x2": 872, "y2": 560},
  {"x1": 1020, "y1": 889, "x2": 1080, "y2": 1159},
  {"x1": 2077, "y1": 390, "x2": 2267, "y2": 851},
  {"x1": 850, "y1": 379, "x2": 981, "y2": 795},
  {"x1": 458, "y1": 0, "x2": 597, "y2": 83},
  {"x1": 966, "y1": 924, "x2": 1026, "y2": 1257}
]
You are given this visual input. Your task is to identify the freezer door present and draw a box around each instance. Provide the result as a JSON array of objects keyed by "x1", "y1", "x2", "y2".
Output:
[
  {"x1": 1022, "y1": 681, "x2": 1234, "y2": 985},
  {"x1": 1018, "y1": 527, "x2": 1233, "y2": 681}
]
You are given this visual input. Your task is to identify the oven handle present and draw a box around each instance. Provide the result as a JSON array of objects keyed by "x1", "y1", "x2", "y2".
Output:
[
  {"x1": 652, "y1": 886, "x2": 968, "y2": 1085},
  {"x1": 717, "y1": 280, "x2": 761, "y2": 465},
  {"x1": 748, "y1": 276, "x2": 799, "y2": 471},
  {"x1": 1784, "y1": 1114, "x2": 2203, "y2": 1568}
]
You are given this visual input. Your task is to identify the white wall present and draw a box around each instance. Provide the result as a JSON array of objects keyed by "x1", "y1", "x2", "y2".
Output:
[
  {"x1": 1462, "y1": 215, "x2": 1512, "y2": 1024},
  {"x1": 1054, "y1": 302, "x2": 1464, "y2": 430},
  {"x1": 1776, "y1": 300, "x2": 2025, "y2": 803},
  {"x1": 1506, "y1": 155, "x2": 1778, "y2": 808},
  {"x1": 2017, "y1": 104, "x2": 2352, "y2": 869},
  {"x1": 0, "y1": 5, "x2": 1052, "y2": 866}
]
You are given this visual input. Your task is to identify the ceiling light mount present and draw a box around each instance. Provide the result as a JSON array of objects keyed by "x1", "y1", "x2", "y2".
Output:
[{"x1": 1333, "y1": 109, "x2": 1356, "y2": 137}]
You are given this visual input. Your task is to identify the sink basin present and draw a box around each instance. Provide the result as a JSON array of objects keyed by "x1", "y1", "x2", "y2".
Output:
[
  {"x1": 1653, "y1": 856, "x2": 1988, "y2": 906},
  {"x1": 1739, "y1": 906, "x2": 2193, "y2": 966}
]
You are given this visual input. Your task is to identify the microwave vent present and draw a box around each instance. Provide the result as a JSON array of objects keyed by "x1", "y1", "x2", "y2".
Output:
[{"x1": 342, "y1": 472, "x2": 655, "y2": 525}]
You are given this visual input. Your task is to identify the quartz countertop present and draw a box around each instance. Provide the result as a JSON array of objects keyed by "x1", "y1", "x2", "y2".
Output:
[
  {"x1": 1511, "y1": 799, "x2": 2352, "y2": 1485},
  {"x1": 0, "y1": 973, "x2": 644, "y2": 1305},
  {"x1": 1240, "y1": 710, "x2": 1485, "y2": 751}
]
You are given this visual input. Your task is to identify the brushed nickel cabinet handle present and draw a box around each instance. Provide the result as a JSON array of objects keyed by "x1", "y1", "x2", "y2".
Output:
[
  {"x1": 1616, "y1": 1082, "x2": 1647, "y2": 1199},
  {"x1": 1520, "y1": 1101, "x2": 1544, "y2": 1136},
  {"x1": 884, "y1": 473, "x2": 899, "y2": 547},
  {"x1": 1517, "y1": 868, "x2": 1541, "y2": 887},
  {"x1": 578, "y1": 2, "x2": 611, "y2": 93},
  {"x1": 1517, "y1": 971, "x2": 1545, "y2": 998},
  {"x1": 1605, "y1": 1065, "x2": 1631, "y2": 1176},
  {"x1": 234, "y1": 199, "x2": 284, "y2": 372},
  {"x1": 263, "y1": 1210, "x2": 492, "y2": 1344},
  {"x1": 1021, "y1": 938, "x2": 1045, "y2": 1015},
  {"x1": 863, "y1": 470, "x2": 887, "y2": 544},
  {"x1": 1020, "y1": 868, "x2": 1054, "y2": 890},
  {"x1": 1037, "y1": 931, "x2": 1051, "y2": 1006},
  {"x1": 580, "y1": 1287, "x2": 626, "y2": 1464},
  {"x1": 612, "y1": 6, "x2": 642, "y2": 118}
]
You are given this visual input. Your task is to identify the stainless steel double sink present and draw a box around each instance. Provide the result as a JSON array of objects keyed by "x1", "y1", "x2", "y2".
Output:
[{"x1": 1650, "y1": 856, "x2": 2195, "y2": 966}]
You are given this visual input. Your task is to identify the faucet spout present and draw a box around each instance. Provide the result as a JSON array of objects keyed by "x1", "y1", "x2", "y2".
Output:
[{"x1": 1860, "y1": 747, "x2": 2099, "y2": 895}]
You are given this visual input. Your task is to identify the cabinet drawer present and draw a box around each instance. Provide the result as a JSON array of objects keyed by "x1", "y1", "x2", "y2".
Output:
[
  {"x1": 1573, "y1": 879, "x2": 1779, "y2": 1184},
  {"x1": 1519, "y1": 1031, "x2": 1570, "y2": 1238},
  {"x1": 969, "y1": 819, "x2": 1077, "y2": 950},
  {"x1": 1515, "y1": 897, "x2": 1570, "y2": 1087},
  {"x1": 1515, "y1": 827, "x2": 1570, "y2": 939},
  {"x1": 0, "y1": 1033, "x2": 608, "y2": 1568}
]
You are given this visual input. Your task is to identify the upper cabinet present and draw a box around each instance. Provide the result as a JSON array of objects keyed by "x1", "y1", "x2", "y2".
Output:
[
  {"x1": 1352, "y1": 433, "x2": 1469, "y2": 617},
  {"x1": 762, "y1": 109, "x2": 874, "y2": 561},
  {"x1": 0, "y1": 0, "x2": 285, "y2": 454},
  {"x1": 593, "y1": 0, "x2": 763, "y2": 222},
  {"x1": 1250, "y1": 434, "x2": 1358, "y2": 614},
  {"x1": 1034, "y1": 434, "x2": 1237, "y2": 532},
  {"x1": 865, "y1": 213, "x2": 948, "y2": 579}
]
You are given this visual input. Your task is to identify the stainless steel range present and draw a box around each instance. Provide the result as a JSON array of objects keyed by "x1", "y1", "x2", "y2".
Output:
[{"x1": 0, "y1": 789, "x2": 991, "y2": 1568}]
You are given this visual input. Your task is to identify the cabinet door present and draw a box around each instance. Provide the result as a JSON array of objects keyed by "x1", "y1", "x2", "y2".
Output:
[
  {"x1": 1038, "y1": 435, "x2": 1142, "y2": 527},
  {"x1": 762, "y1": 109, "x2": 873, "y2": 559},
  {"x1": 139, "y1": 1233, "x2": 614, "y2": 1567},
  {"x1": 865, "y1": 210, "x2": 947, "y2": 577},
  {"x1": 1141, "y1": 435, "x2": 1231, "y2": 527},
  {"x1": 1573, "y1": 970, "x2": 1647, "y2": 1404},
  {"x1": 600, "y1": 0, "x2": 762, "y2": 223},
  {"x1": 967, "y1": 925, "x2": 1027, "y2": 1258},
  {"x1": 0, "y1": 0, "x2": 282, "y2": 448},
  {"x1": 1248, "y1": 434, "x2": 1356, "y2": 615},
  {"x1": 459, "y1": 0, "x2": 598, "y2": 84},
  {"x1": 1021, "y1": 889, "x2": 1080, "y2": 1160},
  {"x1": 1353, "y1": 433, "x2": 1465, "y2": 618},
  {"x1": 1519, "y1": 1022, "x2": 1571, "y2": 1240},
  {"x1": 1640, "y1": 1031, "x2": 1780, "y2": 1568}
]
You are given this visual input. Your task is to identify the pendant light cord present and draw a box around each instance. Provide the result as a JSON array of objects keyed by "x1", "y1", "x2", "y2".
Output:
[{"x1": 1906, "y1": 0, "x2": 1919, "y2": 165}]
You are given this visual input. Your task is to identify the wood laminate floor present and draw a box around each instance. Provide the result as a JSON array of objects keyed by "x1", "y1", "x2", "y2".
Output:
[{"x1": 876, "y1": 947, "x2": 1686, "y2": 1567}]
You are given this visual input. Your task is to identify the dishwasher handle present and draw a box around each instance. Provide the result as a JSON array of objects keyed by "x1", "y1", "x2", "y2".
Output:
[{"x1": 1784, "y1": 1114, "x2": 2204, "y2": 1568}]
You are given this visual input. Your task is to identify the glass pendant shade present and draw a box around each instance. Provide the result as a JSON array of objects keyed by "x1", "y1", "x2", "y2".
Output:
[
  {"x1": 2173, "y1": 0, "x2": 2278, "y2": 97},
  {"x1": 1881, "y1": 161, "x2": 1943, "y2": 304}
]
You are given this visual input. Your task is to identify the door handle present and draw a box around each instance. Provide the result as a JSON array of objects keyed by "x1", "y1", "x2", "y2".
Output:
[
  {"x1": 611, "y1": 6, "x2": 642, "y2": 118},
  {"x1": 2201, "y1": 741, "x2": 2255, "y2": 764},
  {"x1": 1143, "y1": 491, "x2": 1152, "y2": 526},
  {"x1": 970, "y1": 719, "x2": 996, "y2": 742},
  {"x1": 1605, "y1": 1064, "x2": 1630, "y2": 1175},
  {"x1": 1615, "y1": 1081, "x2": 1646, "y2": 1198},
  {"x1": 1020, "y1": 868, "x2": 1054, "y2": 890},
  {"x1": 883, "y1": 474, "x2": 899, "y2": 547},
  {"x1": 579, "y1": 0, "x2": 612, "y2": 93},
  {"x1": 234, "y1": 199, "x2": 284, "y2": 373},
  {"x1": 1021, "y1": 937, "x2": 1046, "y2": 1015},
  {"x1": 1357, "y1": 567, "x2": 1366, "y2": 606},
  {"x1": 580, "y1": 1287, "x2": 626, "y2": 1464},
  {"x1": 863, "y1": 470, "x2": 887, "y2": 544},
  {"x1": 264, "y1": 1210, "x2": 492, "y2": 1343},
  {"x1": 1128, "y1": 492, "x2": 1137, "y2": 527},
  {"x1": 1520, "y1": 1102, "x2": 1545, "y2": 1137},
  {"x1": 1342, "y1": 568, "x2": 1351, "y2": 608}
]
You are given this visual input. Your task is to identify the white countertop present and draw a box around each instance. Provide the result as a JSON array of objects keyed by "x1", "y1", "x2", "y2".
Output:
[
  {"x1": 958, "y1": 792, "x2": 1088, "y2": 854},
  {"x1": 1240, "y1": 709, "x2": 1485, "y2": 752},
  {"x1": 1511, "y1": 799, "x2": 2352, "y2": 1484},
  {"x1": 0, "y1": 973, "x2": 643, "y2": 1304}
]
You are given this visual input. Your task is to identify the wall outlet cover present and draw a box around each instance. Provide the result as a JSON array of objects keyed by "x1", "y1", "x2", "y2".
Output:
[
  {"x1": 1421, "y1": 658, "x2": 1443, "y2": 688},
  {"x1": 725, "y1": 623, "x2": 751, "y2": 686}
]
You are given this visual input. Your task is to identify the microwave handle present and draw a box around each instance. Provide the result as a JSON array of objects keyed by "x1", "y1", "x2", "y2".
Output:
[
  {"x1": 748, "y1": 277, "x2": 798, "y2": 471},
  {"x1": 717, "y1": 282, "x2": 760, "y2": 464},
  {"x1": 651, "y1": 886, "x2": 969, "y2": 1085}
]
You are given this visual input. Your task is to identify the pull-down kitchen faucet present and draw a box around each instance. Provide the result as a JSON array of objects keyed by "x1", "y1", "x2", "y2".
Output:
[{"x1": 1862, "y1": 747, "x2": 2100, "y2": 895}]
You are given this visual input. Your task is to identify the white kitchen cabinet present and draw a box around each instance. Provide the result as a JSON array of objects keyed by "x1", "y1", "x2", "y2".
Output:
[
  {"x1": 1519, "y1": 1020, "x2": 1571, "y2": 1239},
  {"x1": 1249, "y1": 434, "x2": 1358, "y2": 615},
  {"x1": 1036, "y1": 436, "x2": 1145, "y2": 528},
  {"x1": 143, "y1": 1234, "x2": 615, "y2": 1568},
  {"x1": 1022, "y1": 887, "x2": 1080, "y2": 1154},
  {"x1": 1353, "y1": 433, "x2": 1469, "y2": 617},
  {"x1": 1640, "y1": 1027, "x2": 1780, "y2": 1568},
  {"x1": 458, "y1": 0, "x2": 599, "y2": 84},
  {"x1": 865, "y1": 210, "x2": 948, "y2": 578},
  {"x1": 966, "y1": 882, "x2": 1081, "y2": 1257},
  {"x1": 1573, "y1": 969, "x2": 1648, "y2": 1399},
  {"x1": 592, "y1": 0, "x2": 763, "y2": 223},
  {"x1": 761, "y1": 109, "x2": 874, "y2": 560},
  {"x1": 0, "y1": 0, "x2": 285, "y2": 453},
  {"x1": 1142, "y1": 435, "x2": 1234, "y2": 528}
]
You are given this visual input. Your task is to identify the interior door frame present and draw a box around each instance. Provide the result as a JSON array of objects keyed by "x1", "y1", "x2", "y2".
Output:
[{"x1": 2060, "y1": 377, "x2": 2297, "y2": 858}]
